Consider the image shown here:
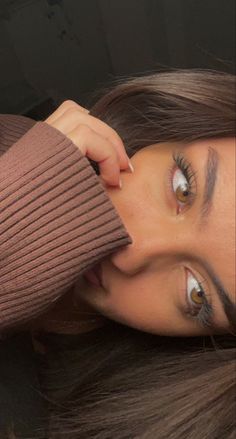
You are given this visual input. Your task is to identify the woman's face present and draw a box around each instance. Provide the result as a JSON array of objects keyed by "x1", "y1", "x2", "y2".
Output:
[{"x1": 78, "y1": 138, "x2": 235, "y2": 336}]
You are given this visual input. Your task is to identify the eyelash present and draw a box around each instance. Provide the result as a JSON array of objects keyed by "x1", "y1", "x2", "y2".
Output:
[
  {"x1": 170, "y1": 153, "x2": 214, "y2": 328},
  {"x1": 171, "y1": 152, "x2": 197, "y2": 209}
]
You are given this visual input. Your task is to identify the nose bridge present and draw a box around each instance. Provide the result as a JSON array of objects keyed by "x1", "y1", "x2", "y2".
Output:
[{"x1": 110, "y1": 219, "x2": 194, "y2": 274}]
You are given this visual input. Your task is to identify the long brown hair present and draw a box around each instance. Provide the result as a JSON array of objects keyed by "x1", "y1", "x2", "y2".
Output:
[
  {"x1": 39, "y1": 324, "x2": 235, "y2": 439},
  {"x1": 37, "y1": 68, "x2": 235, "y2": 438}
]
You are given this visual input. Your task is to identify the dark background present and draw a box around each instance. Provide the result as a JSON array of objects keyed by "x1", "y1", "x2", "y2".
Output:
[{"x1": 0, "y1": 0, "x2": 235, "y2": 119}]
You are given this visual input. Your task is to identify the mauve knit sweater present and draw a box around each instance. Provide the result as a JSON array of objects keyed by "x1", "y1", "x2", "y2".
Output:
[{"x1": 0, "y1": 114, "x2": 131, "y2": 332}]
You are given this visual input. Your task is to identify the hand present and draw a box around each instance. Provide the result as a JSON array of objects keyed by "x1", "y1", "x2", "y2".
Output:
[{"x1": 45, "y1": 100, "x2": 133, "y2": 188}]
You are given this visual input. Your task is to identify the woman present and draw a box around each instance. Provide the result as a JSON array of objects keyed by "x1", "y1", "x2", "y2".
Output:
[
  {"x1": 34, "y1": 67, "x2": 235, "y2": 338},
  {"x1": 0, "y1": 69, "x2": 235, "y2": 437},
  {"x1": 0, "y1": 68, "x2": 235, "y2": 337}
]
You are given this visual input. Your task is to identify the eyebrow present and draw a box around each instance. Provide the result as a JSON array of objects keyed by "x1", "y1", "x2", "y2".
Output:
[
  {"x1": 201, "y1": 259, "x2": 236, "y2": 332},
  {"x1": 200, "y1": 147, "x2": 219, "y2": 221},
  {"x1": 197, "y1": 147, "x2": 236, "y2": 331}
]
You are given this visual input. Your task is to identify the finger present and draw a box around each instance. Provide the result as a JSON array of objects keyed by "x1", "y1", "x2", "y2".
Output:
[
  {"x1": 45, "y1": 100, "x2": 89, "y2": 124},
  {"x1": 77, "y1": 112, "x2": 129, "y2": 170},
  {"x1": 50, "y1": 107, "x2": 129, "y2": 170},
  {"x1": 68, "y1": 124, "x2": 121, "y2": 187}
]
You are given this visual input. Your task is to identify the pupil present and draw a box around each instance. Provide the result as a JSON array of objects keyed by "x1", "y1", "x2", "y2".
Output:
[
  {"x1": 197, "y1": 290, "x2": 204, "y2": 297},
  {"x1": 183, "y1": 190, "x2": 189, "y2": 197}
]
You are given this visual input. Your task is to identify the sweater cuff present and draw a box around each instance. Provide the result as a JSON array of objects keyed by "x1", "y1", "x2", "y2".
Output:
[{"x1": 0, "y1": 121, "x2": 132, "y2": 331}]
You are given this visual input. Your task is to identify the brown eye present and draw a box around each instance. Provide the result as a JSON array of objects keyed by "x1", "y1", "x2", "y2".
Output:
[
  {"x1": 172, "y1": 169, "x2": 190, "y2": 205},
  {"x1": 190, "y1": 287, "x2": 204, "y2": 305},
  {"x1": 184, "y1": 269, "x2": 213, "y2": 327},
  {"x1": 186, "y1": 270, "x2": 206, "y2": 315},
  {"x1": 175, "y1": 184, "x2": 190, "y2": 203}
]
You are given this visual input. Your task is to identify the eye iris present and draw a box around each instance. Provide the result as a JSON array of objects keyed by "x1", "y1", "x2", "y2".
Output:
[
  {"x1": 176, "y1": 184, "x2": 190, "y2": 203},
  {"x1": 191, "y1": 287, "x2": 204, "y2": 305}
]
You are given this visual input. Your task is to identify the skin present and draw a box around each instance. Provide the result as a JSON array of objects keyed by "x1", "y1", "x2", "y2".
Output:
[{"x1": 74, "y1": 137, "x2": 235, "y2": 337}]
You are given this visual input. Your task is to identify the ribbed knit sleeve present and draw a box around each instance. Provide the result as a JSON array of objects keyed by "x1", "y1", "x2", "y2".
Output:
[
  {"x1": 0, "y1": 117, "x2": 131, "y2": 331},
  {"x1": 0, "y1": 114, "x2": 36, "y2": 156}
]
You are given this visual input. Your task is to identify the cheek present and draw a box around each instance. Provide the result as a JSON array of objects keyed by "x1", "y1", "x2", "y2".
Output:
[
  {"x1": 97, "y1": 272, "x2": 176, "y2": 334},
  {"x1": 104, "y1": 145, "x2": 173, "y2": 230},
  {"x1": 106, "y1": 170, "x2": 165, "y2": 241}
]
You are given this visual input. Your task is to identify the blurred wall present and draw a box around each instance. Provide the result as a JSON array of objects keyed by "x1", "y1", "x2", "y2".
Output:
[{"x1": 0, "y1": 0, "x2": 235, "y2": 118}]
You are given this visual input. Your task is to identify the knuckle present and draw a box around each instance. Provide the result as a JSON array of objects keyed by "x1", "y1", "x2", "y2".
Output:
[
  {"x1": 65, "y1": 107, "x2": 77, "y2": 116},
  {"x1": 111, "y1": 130, "x2": 121, "y2": 142},
  {"x1": 61, "y1": 100, "x2": 77, "y2": 110},
  {"x1": 110, "y1": 137, "x2": 123, "y2": 150},
  {"x1": 62, "y1": 100, "x2": 88, "y2": 113},
  {"x1": 109, "y1": 128, "x2": 123, "y2": 145},
  {"x1": 97, "y1": 119, "x2": 122, "y2": 147},
  {"x1": 64, "y1": 107, "x2": 87, "y2": 118},
  {"x1": 76, "y1": 103, "x2": 89, "y2": 113}
]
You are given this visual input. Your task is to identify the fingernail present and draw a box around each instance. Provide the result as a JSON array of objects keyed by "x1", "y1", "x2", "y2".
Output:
[
  {"x1": 127, "y1": 160, "x2": 134, "y2": 173},
  {"x1": 119, "y1": 178, "x2": 122, "y2": 189}
]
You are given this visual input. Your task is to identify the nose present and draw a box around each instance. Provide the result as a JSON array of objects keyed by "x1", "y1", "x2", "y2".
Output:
[{"x1": 110, "y1": 220, "x2": 193, "y2": 275}]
